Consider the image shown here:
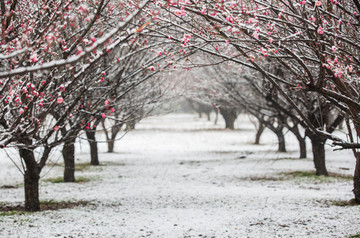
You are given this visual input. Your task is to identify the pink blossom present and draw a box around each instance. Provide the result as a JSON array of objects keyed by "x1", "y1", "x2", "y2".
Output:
[
  {"x1": 317, "y1": 26, "x2": 324, "y2": 34},
  {"x1": 30, "y1": 53, "x2": 38, "y2": 63},
  {"x1": 316, "y1": 1, "x2": 322, "y2": 7},
  {"x1": 150, "y1": 66, "x2": 155, "y2": 71},
  {"x1": 183, "y1": 34, "x2": 191, "y2": 43},
  {"x1": 76, "y1": 47, "x2": 83, "y2": 55},
  {"x1": 105, "y1": 100, "x2": 109, "y2": 106},
  {"x1": 90, "y1": 36, "x2": 96, "y2": 43},
  {"x1": 57, "y1": 97, "x2": 63, "y2": 104},
  {"x1": 226, "y1": 15, "x2": 233, "y2": 23},
  {"x1": 54, "y1": 126, "x2": 59, "y2": 131},
  {"x1": 102, "y1": 113, "x2": 106, "y2": 118},
  {"x1": 174, "y1": 9, "x2": 186, "y2": 16},
  {"x1": 249, "y1": 54, "x2": 255, "y2": 62}
]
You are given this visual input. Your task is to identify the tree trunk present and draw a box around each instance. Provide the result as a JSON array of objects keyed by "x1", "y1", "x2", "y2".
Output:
[
  {"x1": 24, "y1": 170, "x2": 40, "y2": 212},
  {"x1": 353, "y1": 152, "x2": 360, "y2": 203},
  {"x1": 255, "y1": 122, "x2": 265, "y2": 144},
  {"x1": 275, "y1": 129, "x2": 286, "y2": 152},
  {"x1": 224, "y1": 117, "x2": 235, "y2": 130},
  {"x1": 108, "y1": 140, "x2": 115, "y2": 153},
  {"x1": 108, "y1": 124, "x2": 122, "y2": 153},
  {"x1": 220, "y1": 107, "x2": 238, "y2": 130},
  {"x1": 86, "y1": 130, "x2": 99, "y2": 165},
  {"x1": 298, "y1": 137, "x2": 307, "y2": 159},
  {"x1": 19, "y1": 148, "x2": 40, "y2": 212},
  {"x1": 62, "y1": 137, "x2": 76, "y2": 182},
  {"x1": 309, "y1": 136, "x2": 328, "y2": 176},
  {"x1": 214, "y1": 110, "x2": 218, "y2": 125},
  {"x1": 289, "y1": 125, "x2": 307, "y2": 158}
]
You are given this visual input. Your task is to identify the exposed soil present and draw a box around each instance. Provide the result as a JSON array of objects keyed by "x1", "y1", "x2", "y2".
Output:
[{"x1": 0, "y1": 200, "x2": 90, "y2": 213}]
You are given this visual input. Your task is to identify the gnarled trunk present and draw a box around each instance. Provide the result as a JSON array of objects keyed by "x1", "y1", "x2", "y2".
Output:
[
  {"x1": 108, "y1": 140, "x2": 115, "y2": 153},
  {"x1": 24, "y1": 170, "x2": 40, "y2": 212},
  {"x1": 298, "y1": 137, "x2": 307, "y2": 159},
  {"x1": 289, "y1": 125, "x2": 307, "y2": 158},
  {"x1": 62, "y1": 137, "x2": 76, "y2": 182},
  {"x1": 19, "y1": 147, "x2": 40, "y2": 212},
  {"x1": 86, "y1": 130, "x2": 99, "y2": 165},
  {"x1": 309, "y1": 136, "x2": 328, "y2": 176},
  {"x1": 255, "y1": 122, "x2": 265, "y2": 145},
  {"x1": 107, "y1": 124, "x2": 122, "y2": 153},
  {"x1": 220, "y1": 107, "x2": 238, "y2": 130},
  {"x1": 275, "y1": 129, "x2": 286, "y2": 152}
]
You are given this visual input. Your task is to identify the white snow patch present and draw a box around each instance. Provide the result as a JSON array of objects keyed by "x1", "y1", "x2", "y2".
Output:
[{"x1": 0, "y1": 113, "x2": 359, "y2": 237}]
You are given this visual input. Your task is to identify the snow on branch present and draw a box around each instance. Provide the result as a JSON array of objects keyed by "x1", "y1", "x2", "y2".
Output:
[{"x1": 0, "y1": 0, "x2": 151, "y2": 78}]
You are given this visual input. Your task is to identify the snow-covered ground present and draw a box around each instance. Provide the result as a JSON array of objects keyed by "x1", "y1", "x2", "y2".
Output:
[{"x1": 0, "y1": 113, "x2": 359, "y2": 238}]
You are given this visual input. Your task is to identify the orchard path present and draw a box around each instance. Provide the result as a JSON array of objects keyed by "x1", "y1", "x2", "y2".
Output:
[{"x1": 0, "y1": 113, "x2": 358, "y2": 237}]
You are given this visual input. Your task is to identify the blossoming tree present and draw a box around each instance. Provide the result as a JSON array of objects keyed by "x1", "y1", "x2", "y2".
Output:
[
  {"x1": 145, "y1": 0, "x2": 360, "y2": 201},
  {"x1": 0, "y1": 0, "x2": 151, "y2": 211}
]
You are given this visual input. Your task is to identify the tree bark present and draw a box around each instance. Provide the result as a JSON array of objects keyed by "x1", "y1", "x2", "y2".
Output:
[
  {"x1": 353, "y1": 152, "x2": 360, "y2": 203},
  {"x1": 86, "y1": 130, "x2": 99, "y2": 165},
  {"x1": 62, "y1": 137, "x2": 76, "y2": 182},
  {"x1": 309, "y1": 136, "x2": 328, "y2": 176},
  {"x1": 108, "y1": 140, "x2": 115, "y2": 153},
  {"x1": 255, "y1": 122, "x2": 265, "y2": 144},
  {"x1": 298, "y1": 136, "x2": 307, "y2": 159},
  {"x1": 107, "y1": 123, "x2": 122, "y2": 153},
  {"x1": 19, "y1": 147, "x2": 40, "y2": 212},
  {"x1": 24, "y1": 170, "x2": 40, "y2": 212},
  {"x1": 275, "y1": 129, "x2": 286, "y2": 152},
  {"x1": 219, "y1": 107, "x2": 238, "y2": 130},
  {"x1": 288, "y1": 125, "x2": 307, "y2": 158}
]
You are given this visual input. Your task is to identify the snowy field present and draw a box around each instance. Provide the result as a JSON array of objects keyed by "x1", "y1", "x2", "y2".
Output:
[{"x1": 0, "y1": 113, "x2": 359, "y2": 238}]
